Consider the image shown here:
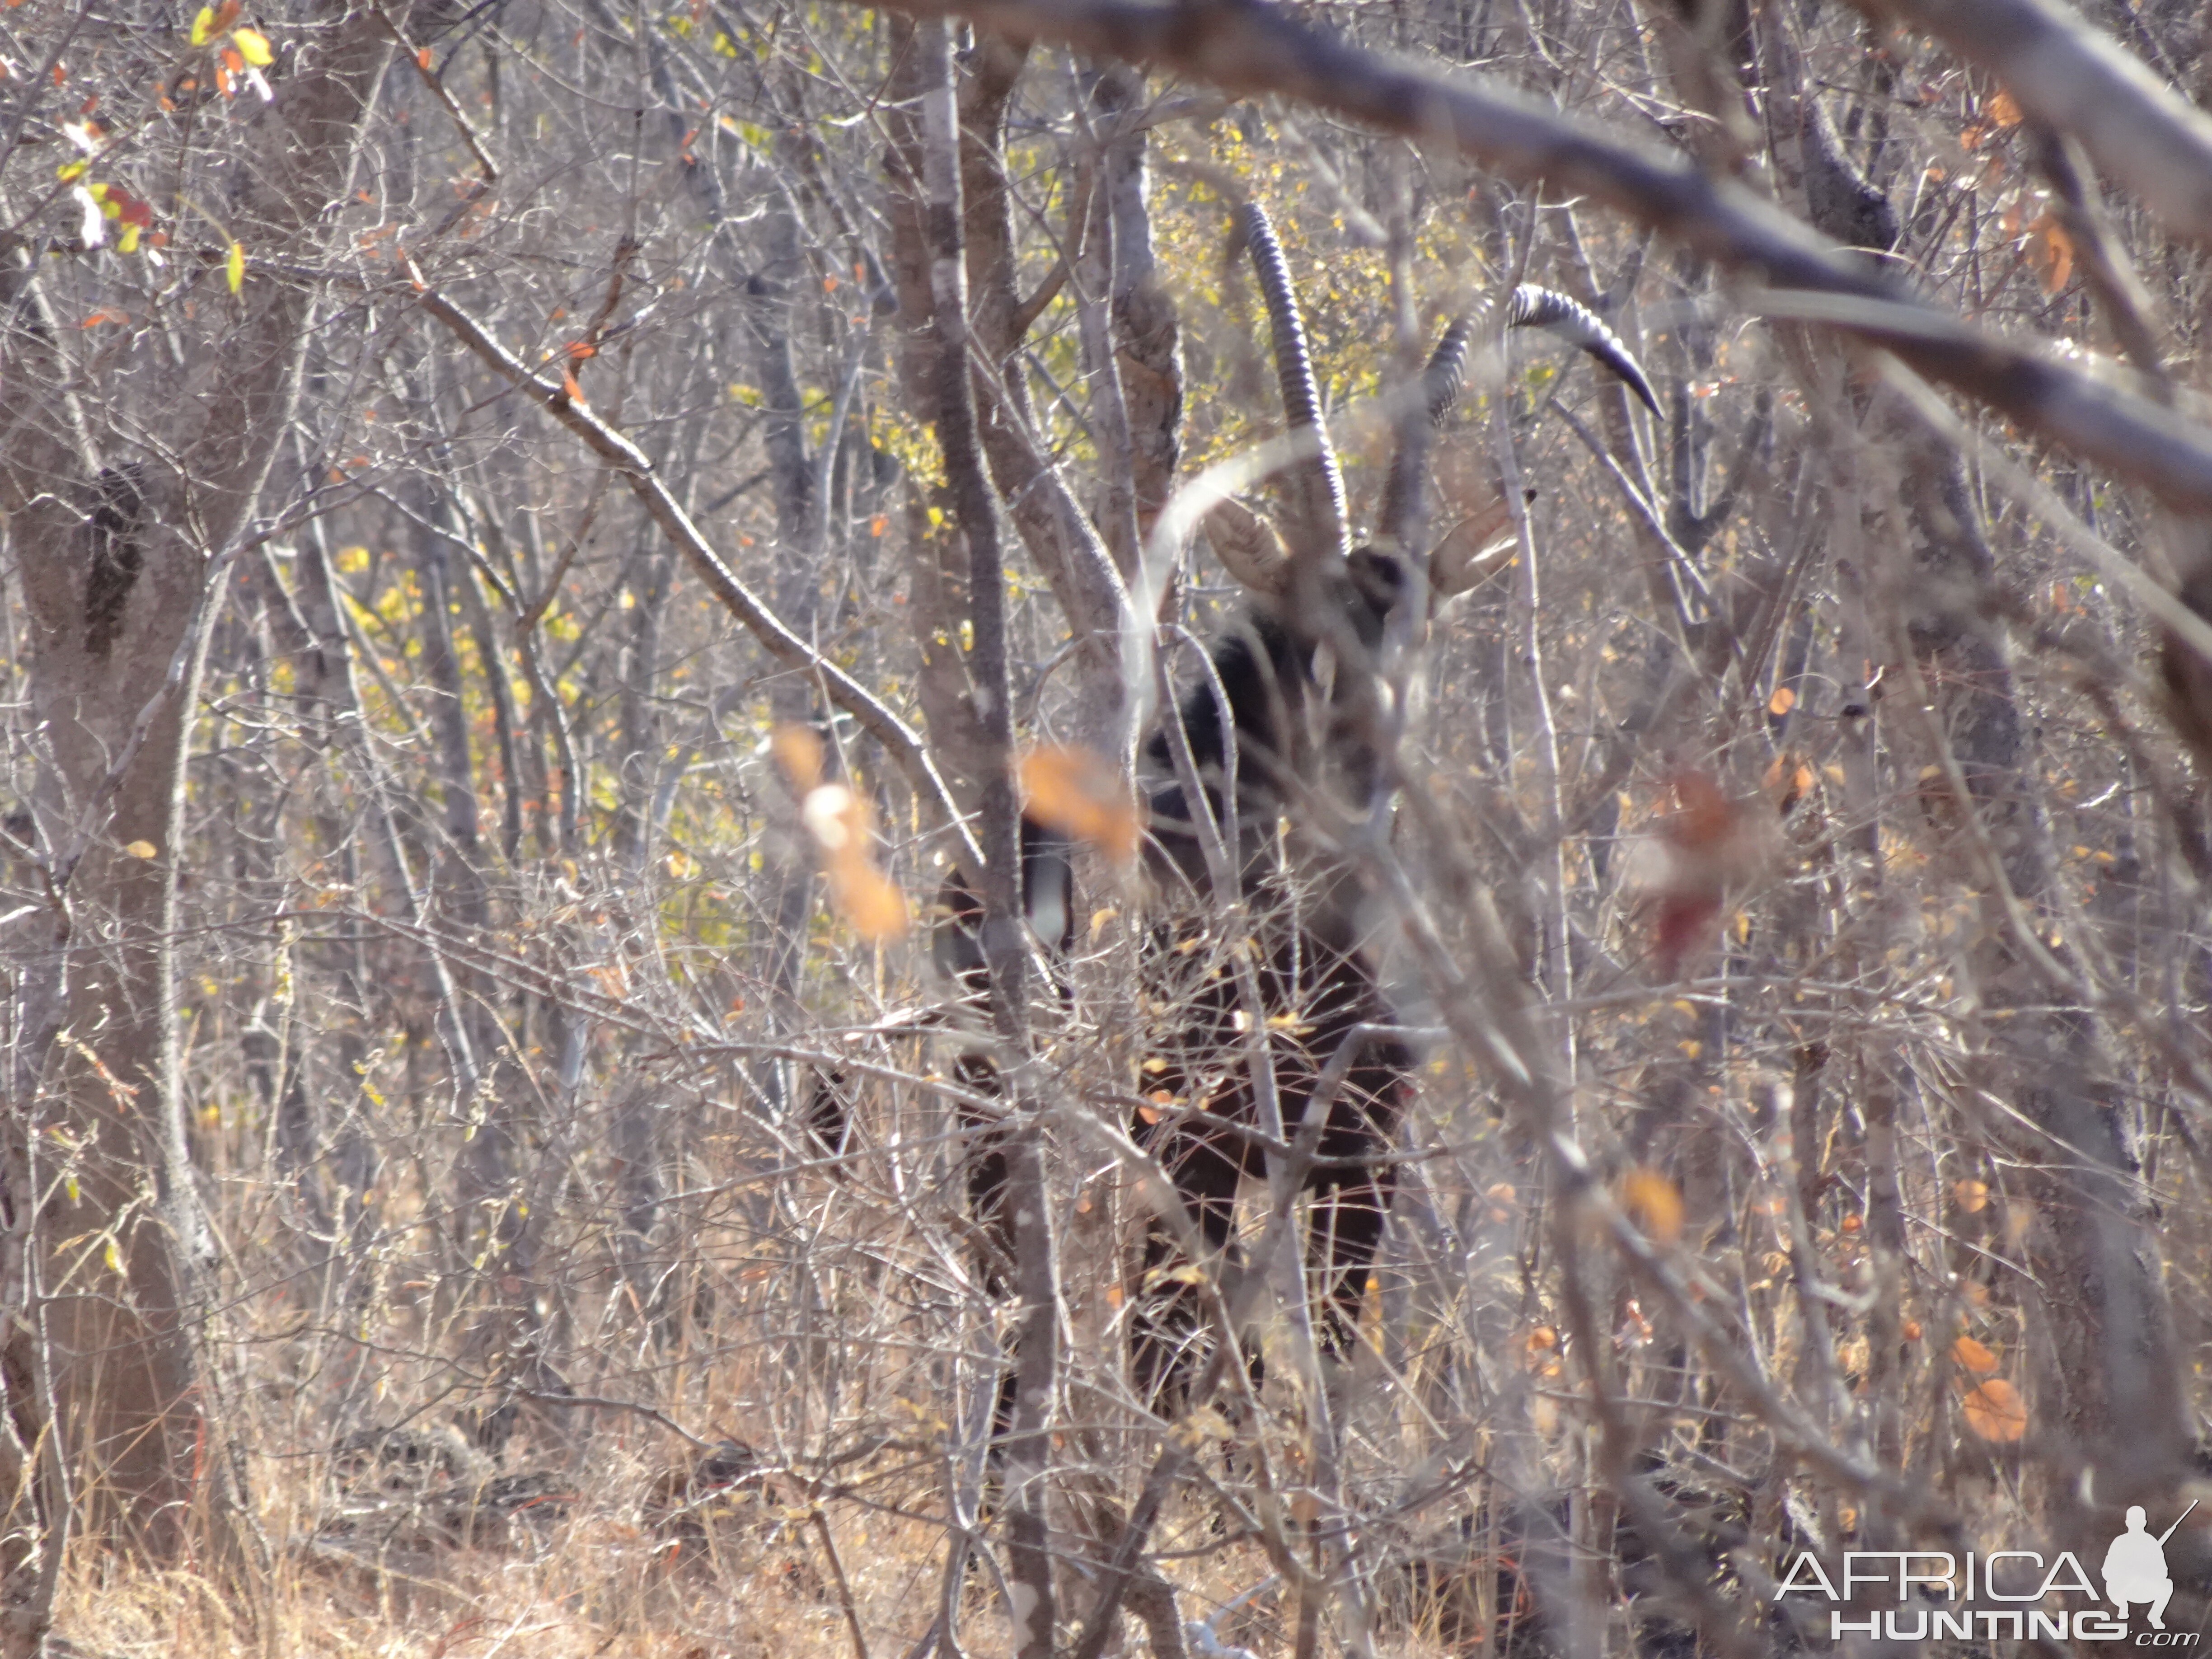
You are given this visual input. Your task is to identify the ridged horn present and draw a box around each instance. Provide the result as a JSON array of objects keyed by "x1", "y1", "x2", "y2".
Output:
[
  {"x1": 1237, "y1": 202, "x2": 1349, "y2": 568},
  {"x1": 1376, "y1": 314, "x2": 1476, "y2": 550},
  {"x1": 1507, "y1": 284, "x2": 1661, "y2": 415}
]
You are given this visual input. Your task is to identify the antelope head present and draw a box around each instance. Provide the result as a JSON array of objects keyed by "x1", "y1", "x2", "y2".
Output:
[{"x1": 1205, "y1": 204, "x2": 1658, "y2": 622}]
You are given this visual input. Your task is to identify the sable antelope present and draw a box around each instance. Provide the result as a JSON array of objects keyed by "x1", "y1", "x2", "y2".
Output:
[{"x1": 928, "y1": 204, "x2": 1656, "y2": 1407}]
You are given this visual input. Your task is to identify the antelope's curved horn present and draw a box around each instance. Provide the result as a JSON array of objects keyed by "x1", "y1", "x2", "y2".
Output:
[
  {"x1": 1204, "y1": 496, "x2": 1293, "y2": 595},
  {"x1": 1376, "y1": 315, "x2": 1476, "y2": 550},
  {"x1": 1508, "y1": 284, "x2": 1661, "y2": 415},
  {"x1": 1236, "y1": 203, "x2": 1349, "y2": 567}
]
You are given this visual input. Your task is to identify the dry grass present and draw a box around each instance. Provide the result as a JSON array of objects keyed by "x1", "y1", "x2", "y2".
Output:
[{"x1": 52, "y1": 1468, "x2": 1308, "y2": 1659}]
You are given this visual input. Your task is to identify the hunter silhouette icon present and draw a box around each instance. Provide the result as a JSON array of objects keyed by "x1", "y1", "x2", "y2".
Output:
[{"x1": 2105, "y1": 1502, "x2": 2196, "y2": 1629}]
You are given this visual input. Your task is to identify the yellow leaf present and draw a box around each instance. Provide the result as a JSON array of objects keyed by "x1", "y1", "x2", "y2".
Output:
[
  {"x1": 1622, "y1": 1167, "x2": 1683, "y2": 1244},
  {"x1": 122, "y1": 840, "x2": 157, "y2": 859},
  {"x1": 191, "y1": 5, "x2": 217, "y2": 44},
  {"x1": 225, "y1": 241, "x2": 244, "y2": 294},
  {"x1": 230, "y1": 24, "x2": 272, "y2": 65},
  {"x1": 103, "y1": 1239, "x2": 122, "y2": 1276},
  {"x1": 1960, "y1": 1377, "x2": 2027, "y2": 1442},
  {"x1": 1952, "y1": 1335, "x2": 2000, "y2": 1374}
]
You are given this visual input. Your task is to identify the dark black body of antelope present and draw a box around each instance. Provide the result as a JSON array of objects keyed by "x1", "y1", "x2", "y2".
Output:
[{"x1": 918, "y1": 206, "x2": 1654, "y2": 1411}]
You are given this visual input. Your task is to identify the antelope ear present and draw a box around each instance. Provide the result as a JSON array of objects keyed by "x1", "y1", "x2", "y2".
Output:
[
  {"x1": 1429, "y1": 493, "x2": 1518, "y2": 596},
  {"x1": 1204, "y1": 496, "x2": 1293, "y2": 596}
]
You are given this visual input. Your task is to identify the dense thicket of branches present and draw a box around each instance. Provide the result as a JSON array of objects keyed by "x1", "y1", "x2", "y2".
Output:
[{"x1": 6, "y1": 0, "x2": 2212, "y2": 1652}]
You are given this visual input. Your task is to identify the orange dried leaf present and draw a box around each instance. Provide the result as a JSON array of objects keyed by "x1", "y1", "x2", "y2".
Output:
[
  {"x1": 1767, "y1": 685, "x2": 1795, "y2": 716},
  {"x1": 1952, "y1": 1335, "x2": 2000, "y2": 1373},
  {"x1": 1953, "y1": 1178, "x2": 1990, "y2": 1213},
  {"x1": 2030, "y1": 214, "x2": 2075, "y2": 294},
  {"x1": 770, "y1": 724, "x2": 824, "y2": 793},
  {"x1": 1761, "y1": 753, "x2": 1813, "y2": 813},
  {"x1": 1020, "y1": 745, "x2": 1139, "y2": 863},
  {"x1": 417, "y1": 46, "x2": 431, "y2": 69},
  {"x1": 1987, "y1": 89, "x2": 2022, "y2": 128},
  {"x1": 1666, "y1": 770, "x2": 1737, "y2": 850},
  {"x1": 561, "y1": 369, "x2": 585, "y2": 404},
  {"x1": 1960, "y1": 1377, "x2": 2027, "y2": 1441},
  {"x1": 830, "y1": 862, "x2": 907, "y2": 942},
  {"x1": 1622, "y1": 1167, "x2": 1684, "y2": 1245}
]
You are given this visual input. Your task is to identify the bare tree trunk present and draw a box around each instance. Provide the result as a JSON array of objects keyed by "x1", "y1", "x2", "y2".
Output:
[
  {"x1": 1886, "y1": 435, "x2": 2190, "y2": 1524},
  {"x1": 0, "y1": 0, "x2": 398, "y2": 1593},
  {"x1": 749, "y1": 146, "x2": 827, "y2": 1125},
  {"x1": 956, "y1": 38, "x2": 1134, "y2": 764},
  {"x1": 896, "y1": 20, "x2": 1060, "y2": 1656},
  {"x1": 10, "y1": 462, "x2": 215, "y2": 1562},
  {"x1": 1760, "y1": 19, "x2": 2192, "y2": 1541}
]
